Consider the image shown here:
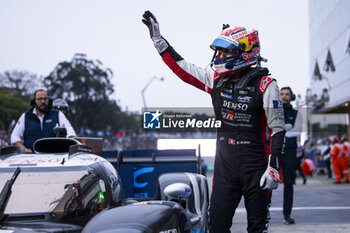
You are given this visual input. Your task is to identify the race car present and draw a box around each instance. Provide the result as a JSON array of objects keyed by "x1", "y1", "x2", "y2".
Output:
[
  {"x1": 83, "y1": 172, "x2": 209, "y2": 233},
  {"x1": 0, "y1": 137, "x2": 125, "y2": 232},
  {"x1": 0, "y1": 138, "x2": 209, "y2": 233}
]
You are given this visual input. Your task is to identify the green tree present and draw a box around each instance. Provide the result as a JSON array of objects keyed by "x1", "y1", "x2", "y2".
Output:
[
  {"x1": 43, "y1": 53, "x2": 124, "y2": 133},
  {"x1": 0, "y1": 88, "x2": 30, "y2": 134},
  {"x1": 0, "y1": 70, "x2": 42, "y2": 102},
  {"x1": 115, "y1": 111, "x2": 140, "y2": 132}
]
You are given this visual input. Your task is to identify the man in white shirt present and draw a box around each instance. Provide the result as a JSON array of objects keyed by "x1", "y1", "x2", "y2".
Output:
[{"x1": 11, "y1": 89, "x2": 76, "y2": 152}]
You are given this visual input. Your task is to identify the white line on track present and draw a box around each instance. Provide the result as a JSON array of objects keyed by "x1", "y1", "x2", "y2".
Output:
[{"x1": 235, "y1": 206, "x2": 350, "y2": 213}]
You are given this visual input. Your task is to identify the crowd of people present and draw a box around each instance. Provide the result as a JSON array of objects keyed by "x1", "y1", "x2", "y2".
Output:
[
  {"x1": 298, "y1": 135, "x2": 349, "y2": 184},
  {"x1": 102, "y1": 133, "x2": 158, "y2": 150}
]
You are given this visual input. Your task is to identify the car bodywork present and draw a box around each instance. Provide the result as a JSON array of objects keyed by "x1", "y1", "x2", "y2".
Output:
[
  {"x1": 0, "y1": 138, "x2": 209, "y2": 233},
  {"x1": 83, "y1": 172, "x2": 209, "y2": 233},
  {"x1": 0, "y1": 138, "x2": 124, "y2": 232}
]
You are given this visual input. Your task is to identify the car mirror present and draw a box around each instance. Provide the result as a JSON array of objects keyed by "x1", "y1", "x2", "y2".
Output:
[{"x1": 163, "y1": 183, "x2": 192, "y2": 200}]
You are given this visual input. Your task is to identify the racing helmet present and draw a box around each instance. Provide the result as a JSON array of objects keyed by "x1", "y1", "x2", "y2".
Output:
[
  {"x1": 210, "y1": 26, "x2": 261, "y2": 75},
  {"x1": 52, "y1": 98, "x2": 69, "y2": 111}
]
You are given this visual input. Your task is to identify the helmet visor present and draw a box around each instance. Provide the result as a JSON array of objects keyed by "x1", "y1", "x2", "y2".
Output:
[{"x1": 210, "y1": 37, "x2": 238, "y2": 51}]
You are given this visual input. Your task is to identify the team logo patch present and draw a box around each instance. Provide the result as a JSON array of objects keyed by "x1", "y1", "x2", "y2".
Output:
[
  {"x1": 229, "y1": 138, "x2": 235, "y2": 145},
  {"x1": 272, "y1": 100, "x2": 283, "y2": 118},
  {"x1": 272, "y1": 100, "x2": 283, "y2": 109},
  {"x1": 223, "y1": 111, "x2": 235, "y2": 121},
  {"x1": 237, "y1": 96, "x2": 252, "y2": 103},
  {"x1": 221, "y1": 92, "x2": 232, "y2": 99},
  {"x1": 259, "y1": 77, "x2": 275, "y2": 94}
]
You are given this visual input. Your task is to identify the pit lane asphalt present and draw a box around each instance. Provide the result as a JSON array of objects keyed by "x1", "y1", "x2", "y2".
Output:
[{"x1": 206, "y1": 172, "x2": 350, "y2": 233}]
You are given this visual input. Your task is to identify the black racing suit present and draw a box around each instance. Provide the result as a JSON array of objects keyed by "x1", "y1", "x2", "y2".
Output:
[{"x1": 155, "y1": 41, "x2": 285, "y2": 233}]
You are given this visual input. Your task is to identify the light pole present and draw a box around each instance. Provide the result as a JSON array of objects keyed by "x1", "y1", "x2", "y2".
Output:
[
  {"x1": 141, "y1": 76, "x2": 164, "y2": 110},
  {"x1": 306, "y1": 88, "x2": 312, "y2": 140}
]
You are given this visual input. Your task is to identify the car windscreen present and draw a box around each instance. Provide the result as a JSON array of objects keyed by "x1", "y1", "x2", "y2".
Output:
[{"x1": 0, "y1": 167, "x2": 104, "y2": 215}]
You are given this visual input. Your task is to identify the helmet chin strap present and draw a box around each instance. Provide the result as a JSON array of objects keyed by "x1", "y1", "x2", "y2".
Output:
[{"x1": 209, "y1": 49, "x2": 218, "y2": 72}]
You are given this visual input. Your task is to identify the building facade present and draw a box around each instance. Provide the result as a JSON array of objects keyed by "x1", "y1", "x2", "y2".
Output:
[{"x1": 309, "y1": 0, "x2": 350, "y2": 138}]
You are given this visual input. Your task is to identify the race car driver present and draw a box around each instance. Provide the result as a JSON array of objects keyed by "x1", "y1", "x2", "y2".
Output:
[{"x1": 142, "y1": 11, "x2": 285, "y2": 233}]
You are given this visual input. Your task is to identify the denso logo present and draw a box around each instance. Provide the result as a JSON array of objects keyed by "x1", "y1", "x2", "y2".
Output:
[
  {"x1": 0, "y1": 158, "x2": 61, "y2": 164},
  {"x1": 242, "y1": 47, "x2": 260, "y2": 60},
  {"x1": 229, "y1": 31, "x2": 248, "y2": 40},
  {"x1": 223, "y1": 100, "x2": 248, "y2": 111}
]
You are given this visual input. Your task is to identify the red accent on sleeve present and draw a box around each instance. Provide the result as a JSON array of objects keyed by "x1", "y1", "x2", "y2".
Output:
[
  {"x1": 162, "y1": 52, "x2": 212, "y2": 94},
  {"x1": 259, "y1": 76, "x2": 275, "y2": 94}
]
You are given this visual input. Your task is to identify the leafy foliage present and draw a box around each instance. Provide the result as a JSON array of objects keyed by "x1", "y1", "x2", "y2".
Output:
[
  {"x1": 0, "y1": 70, "x2": 43, "y2": 102},
  {"x1": 0, "y1": 70, "x2": 41, "y2": 134},
  {"x1": 43, "y1": 53, "x2": 138, "y2": 133},
  {"x1": 43, "y1": 53, "x2": 113, "y2": 102},
  {"x1": 0, "y1": 88, "x2": 30, "y2": 133},
  {"x1": 0, "y1": 55, "x2": 141, "y2": 141}
]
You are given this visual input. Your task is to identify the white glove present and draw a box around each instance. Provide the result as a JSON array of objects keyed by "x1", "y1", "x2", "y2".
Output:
[
  {"x1": 260, "y1": 155, "x2": 280, "y2": 190},
  {"x1": 142, "y1": 10, "x2": 168, "y2": 53}
]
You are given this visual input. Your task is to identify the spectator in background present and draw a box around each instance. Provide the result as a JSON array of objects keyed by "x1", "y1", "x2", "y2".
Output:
[
  {"x1": 52, "y1": 98, "x2": 69, "y2": 116},
  {"x1": 305, "y1": 142, "x2": 317, "y2": 167},
  {"x1": 302, "y1": 156, "x2": 316, "y2": 177},
  {"x1": 280, "y1": 86, "x2": 302, "y2": 224},
  {"x1": 340, "y1": 136, "x2": 349, "y2": 183},
  {"x1": 330, "y1": 136, "x2": 349, "y2": 184},
  {"x1": 321, "y1": 139, "x2": 332, "y2": 179},
  {"x1": 295, "y1": 143, "x2": 307, "y2": 185},
  {"x1": 10, "y1": 89, "x2": 76, "y2": 152}
]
